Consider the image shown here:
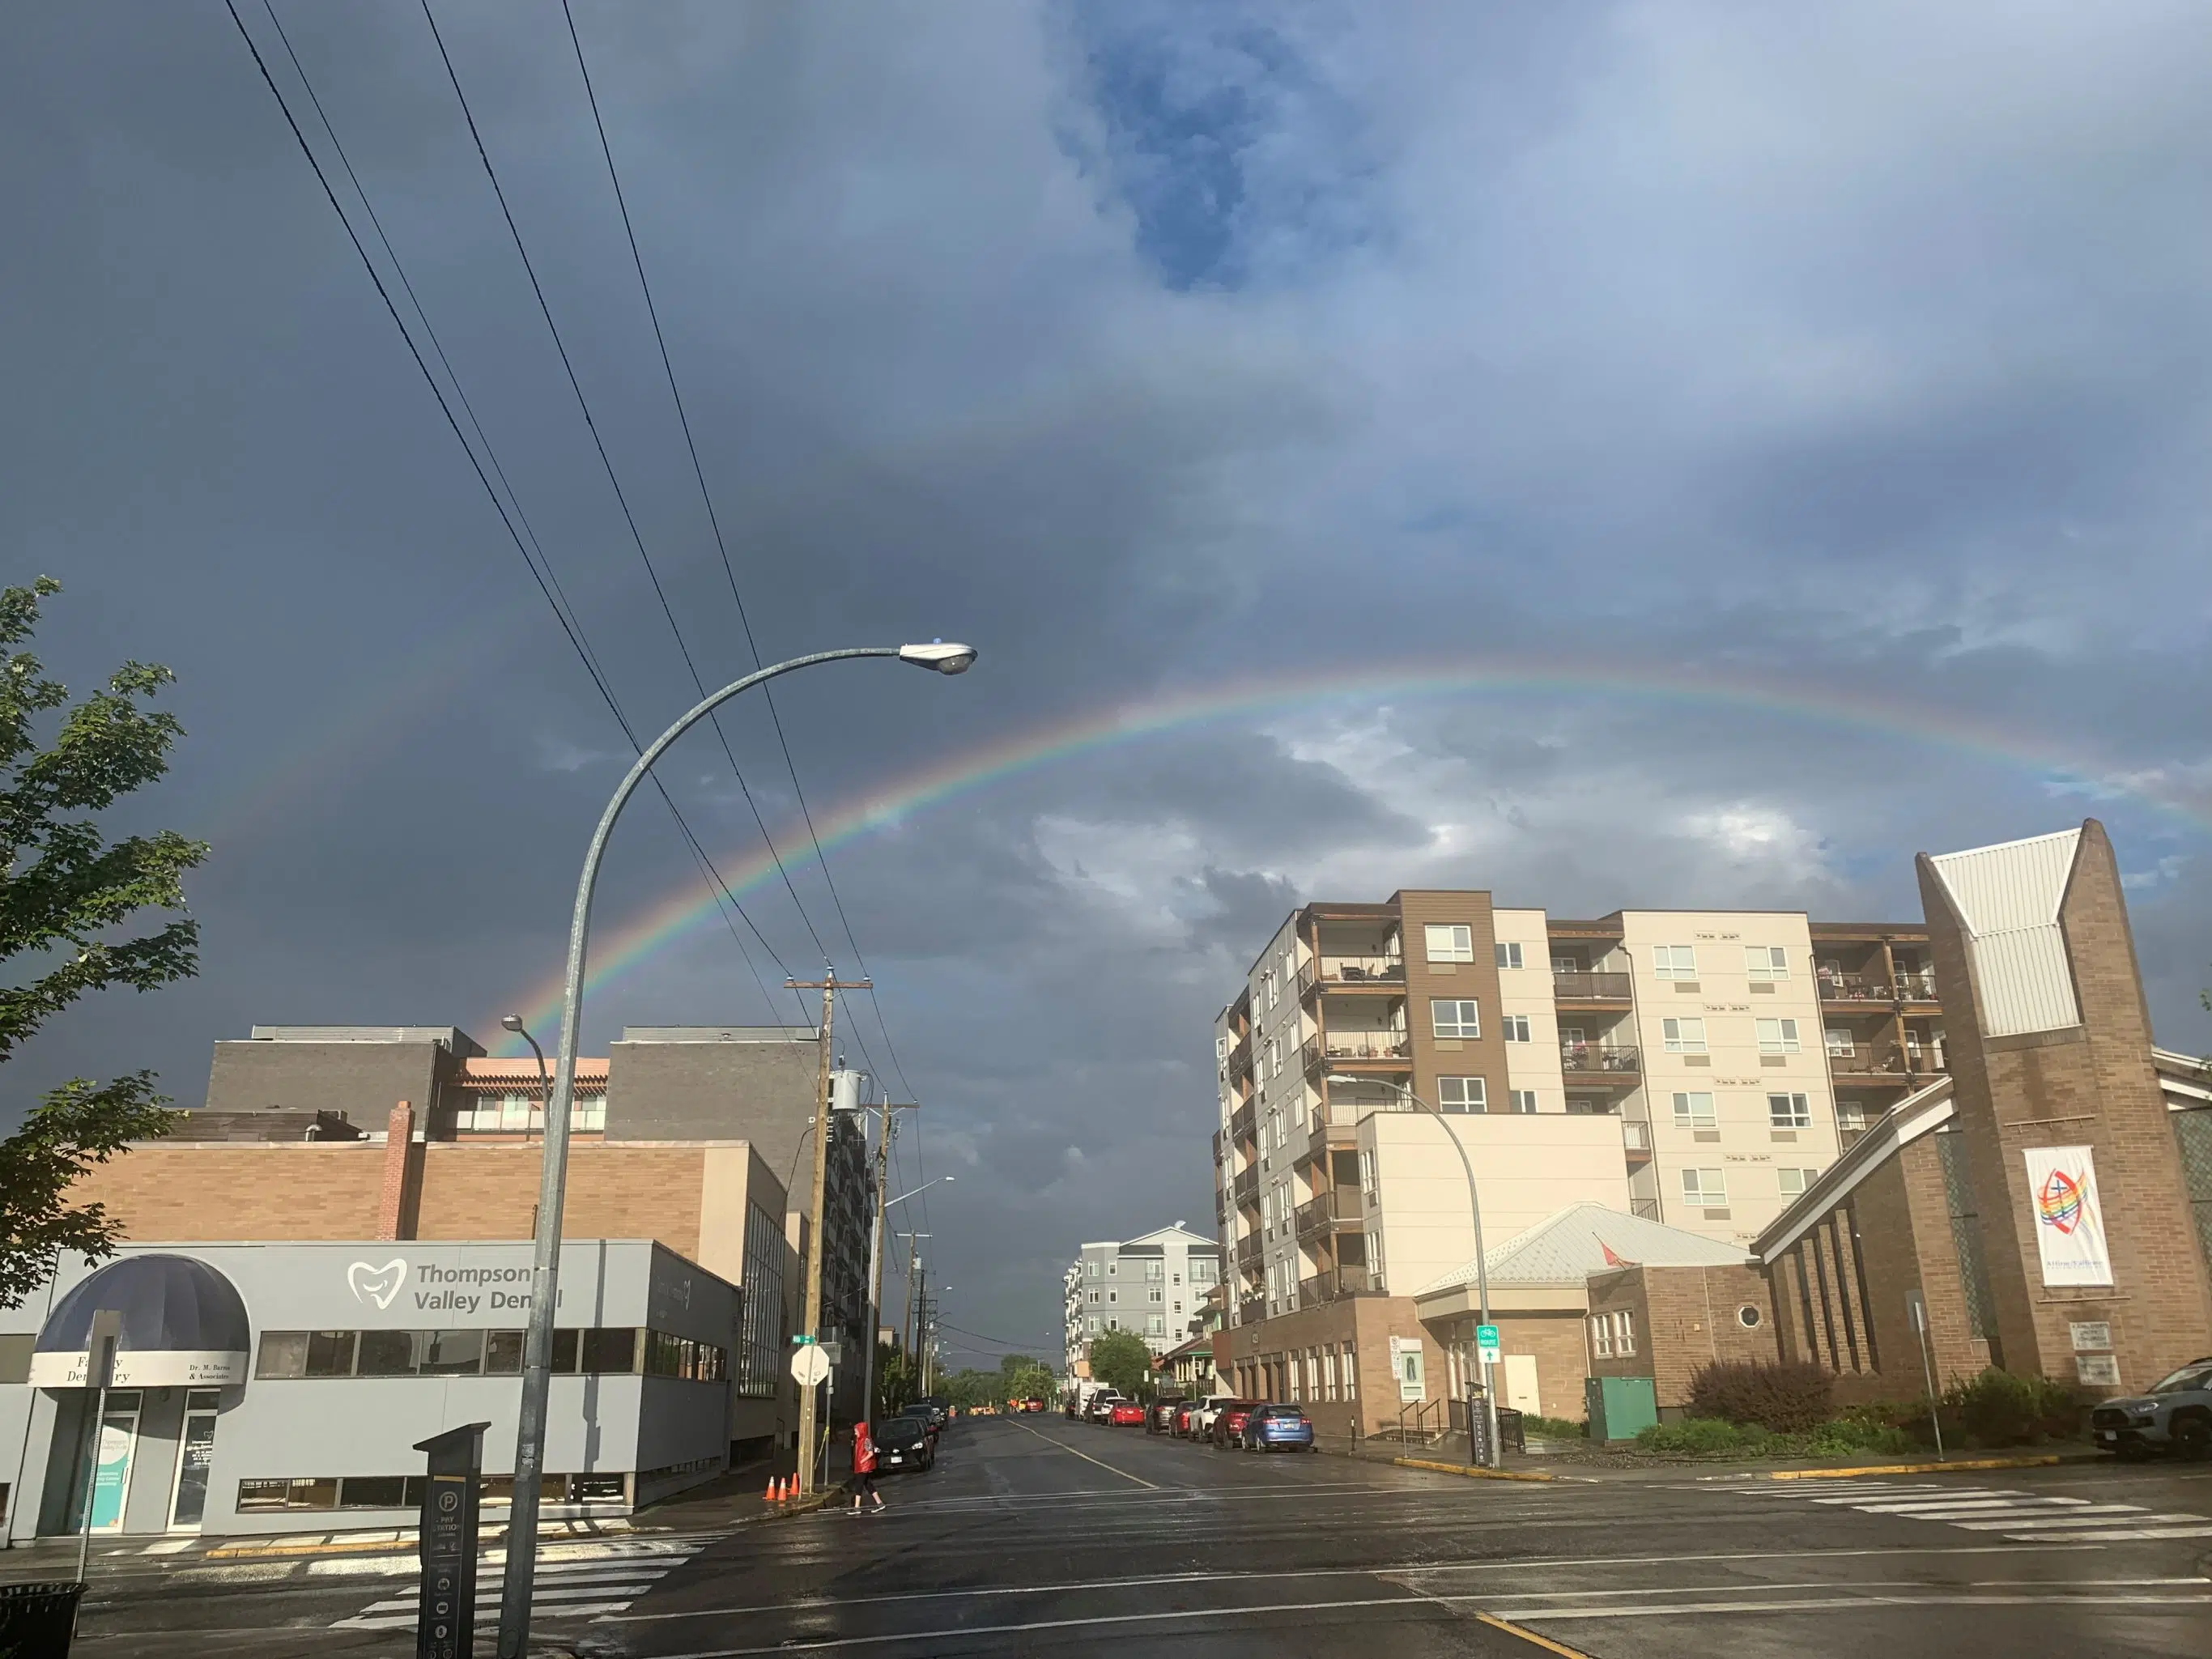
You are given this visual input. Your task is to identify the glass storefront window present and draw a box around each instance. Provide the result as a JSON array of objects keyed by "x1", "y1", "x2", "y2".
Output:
[
  {"x1": 355, "y1": 1330, "x2": 421, "y2": 1376},
  {"x1": 421, "y1": 1329, "x2": 483, "y2": 1376}
]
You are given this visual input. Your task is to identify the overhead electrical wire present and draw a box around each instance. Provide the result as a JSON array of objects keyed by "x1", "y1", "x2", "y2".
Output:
[
  {"x1": 559, "y1": 0, "x2": 921, "y2": 1111},
  {"x1": 420, "y1": 0, "x2": 839, "y2": 1027},
  {"x1": 228, "y1": 0, "x2": 791, "y2": 1018}
]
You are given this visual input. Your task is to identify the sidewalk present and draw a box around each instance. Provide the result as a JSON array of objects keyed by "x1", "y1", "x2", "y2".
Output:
[{"x1": 1346, "y1": 1427, "x2": 2107, "y2": 1485}]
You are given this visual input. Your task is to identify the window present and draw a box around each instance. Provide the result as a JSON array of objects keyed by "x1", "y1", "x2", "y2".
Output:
[
  {"x1": 1824, "y1": 1027, "x2": 1855, "y2": 1057},
  {"x1": 1087, "y1": 1261, "x2": 1101, "y2": 1278},
  {"x1": 1146, "y1": 1259, "x2": 1163, "y2": 1280},
  {"x1": 1551, "y1": 955, "x2": 1580, "y2": 974},
  {"x1": 1653, "y1": 945, "x2": 1697, "y2": 981},
  {"x1": 422, "y1": 1329, "x2": 483, "y2": 1377},
  {"x1": 1508, "y1": 1089, "x2": 1538, "y2": 1114},
  {"x1": 1108, "y1": 1290, "x2": 1117, "y2": 1304},
  {"x1": 1424, "y1": 923, "x2": 1474, "y2": 963},
  {"x1": 1359, "y1": 1148, "x2": 1378, "y2": 1202},
  {"x1": 1264, "y1": 969, "x2": 1279, "y2": 1010},
  {"x1": 1615, "y1": 1311, "x2": 1636, "y2": 1356},
  {"x1": 1745, "y1": 946, "x2": 1790, "y2": 981},
  {"x1": 1501, "y1": 1014, "x2": 1531, "y2": 1043},
  {"x1": 1682, "y1": 1168, "x2": 1727, "y2": 1206},
  {"x1": 1836, "y1": 1101, "x2": 1867, "y2": 1130},
  {"x1": 1148, "y1": 1288, "x2": 1163, "y2": 1304},
  {"x1": 1768, "y1": 1091, "x2": 1812, "y2": 1129},
  {"x1": 1263, "y1": 1037, "x2": 1278, "y2": 1078},
  {"x1": 1324, "y1": 1347, "x2": 1339, "y2": 1401},
  {"x1": 1757, "y1": 1018, "x2": 1802, "y2": 1055},
  {"x1": 1431, "y1": 998, "x2": 1481, "y2": 1039},
  {"x1": 1437, "y1": 1076, "x2": 1487, "y2": 1113},
  {"x1": 1661, "y1": 1017, "x2": 1708, "y2": 1054},
  {"x1": 1495, "y1": 942, "x2": 1524, "y2": 969},
  {"x1": 1087, "y1": 1316, "x2": 1100, "y2": 1334},
  {"x1": 1591, "y1": 1314, "x2": 1613, "y2": 1358},
  {"x1": 1147, "y1": 1315, "x2": 1166, "y2": 1336},
  {"x1": 355, "y1": 1330, "x2": 422, "y2": 1376},
  {"x1": 1342, "y1": 1340, "x2": 1358, "y2": 1399},
  {"x1": 1777, "y1": 1168, "x2": 1818, "y2": 1198},
  {"x1": 1671, "y1": 1091, "x2": 1716, "y2": 1129},
  {"x1": 1086, "y1": 1289, "x2": 1098, "y2": 1305}
]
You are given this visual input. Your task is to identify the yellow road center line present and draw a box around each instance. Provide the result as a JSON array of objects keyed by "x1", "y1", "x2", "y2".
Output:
[
  {"x1": 1006, "y1": 1419, "x2": 1159, "y2": 1490},
  {"x1": 1476, "y1": 1611, "x2": 1600, "y2": 1657}
]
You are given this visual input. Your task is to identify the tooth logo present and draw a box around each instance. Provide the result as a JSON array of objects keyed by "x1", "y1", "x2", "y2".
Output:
[{"x1": 348, "y1": 1259, "x2": 406, "y2": 1310}]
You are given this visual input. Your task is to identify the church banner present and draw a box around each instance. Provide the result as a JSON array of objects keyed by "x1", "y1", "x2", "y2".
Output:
[{"x1": 2023, "y1": 1146, "x2": 2113, "y2": 1288}]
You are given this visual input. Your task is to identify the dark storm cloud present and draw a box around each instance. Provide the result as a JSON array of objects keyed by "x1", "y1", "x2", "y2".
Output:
[{"x1": 7, "y1": 2, "x2": 2210, "y2": 1354}]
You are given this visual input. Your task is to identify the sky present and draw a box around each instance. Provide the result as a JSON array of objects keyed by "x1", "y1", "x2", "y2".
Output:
[{"x1": 5, "y1": 1, "x2": 2210, "y2": 1370}]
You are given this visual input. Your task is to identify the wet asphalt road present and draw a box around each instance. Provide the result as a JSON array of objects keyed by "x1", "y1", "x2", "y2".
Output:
[{"x1": 49, "y1": 1415, "x2": 2212, "y2": 1657}]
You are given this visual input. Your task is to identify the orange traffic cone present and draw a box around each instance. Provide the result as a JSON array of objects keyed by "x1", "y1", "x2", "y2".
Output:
[{"x1": 765, "y1": 1476, "x2": 778, "y2": 1501}]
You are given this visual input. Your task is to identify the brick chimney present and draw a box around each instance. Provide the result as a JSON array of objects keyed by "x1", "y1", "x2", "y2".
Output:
[{"x1": 377, "y1": 1100, "x2": 419, "y2": 1241}]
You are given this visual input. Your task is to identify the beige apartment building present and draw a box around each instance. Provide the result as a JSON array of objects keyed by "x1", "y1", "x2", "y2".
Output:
[{"x1": 1211, "y1": 889, "x2": 1944, "y2": 1430}]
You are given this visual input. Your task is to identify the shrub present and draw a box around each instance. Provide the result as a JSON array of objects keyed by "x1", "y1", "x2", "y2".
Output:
[
  {"x1": 1687, "y1": 1359, "x2": 1835, "y2": 1433},
  {"x1": 1635, "y1": 1418, "x2": 1775, "y2": 1455},
  {"x1": 1941, "y1": 1368, "x2": 2082, "y2": 1447},
  {"x1": 1521, "y1": 1414, "x2": 1587, "y2": 1441}
]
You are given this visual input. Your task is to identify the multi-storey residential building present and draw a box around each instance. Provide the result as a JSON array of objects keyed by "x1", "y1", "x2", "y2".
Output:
[
  {"x1": 1211, "y1": 890, "x2": 1943, "y2": 1432},
  {"x1": 1062, "y1": 1224, "x2": 1221, "y2": 1373}
]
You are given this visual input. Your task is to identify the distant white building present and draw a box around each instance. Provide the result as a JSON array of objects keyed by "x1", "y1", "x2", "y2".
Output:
[{"x1": 1062, "y1": 1223, "x2": 1222, "y2": 1374}]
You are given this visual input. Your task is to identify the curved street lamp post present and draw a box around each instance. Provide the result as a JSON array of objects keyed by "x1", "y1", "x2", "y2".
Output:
[
  {"x1": 1326, "y1": 1073, "x2": 1499, "y2": 1469},
  {"x1": 496, "y1": 642, "x2": 974, "y2": 1658}
]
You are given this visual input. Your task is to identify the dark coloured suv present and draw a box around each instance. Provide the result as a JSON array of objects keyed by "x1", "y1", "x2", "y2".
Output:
[
  {"x1": 1147, "y1": 1396, "x2": 1186, "y2": 1434},
  {"x1": 2091, "y1": 1358, "x2": 2212, "y2": 1459}
]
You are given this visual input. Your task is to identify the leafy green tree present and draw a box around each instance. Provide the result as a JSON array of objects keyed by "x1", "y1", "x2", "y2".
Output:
[
  {"x1": 0, "y1": 580, "x2": 203, "y2": 1308},
  {"x1": 1003, "y1": 1359, "x2": 1057, "y2": 1403},
  {"x1": 874, "y1": 1345, "x2": 922, "y2": 1417},
  {"x1": 1087, "y1": 1331, "x2": 1155, "y2": 1399}
]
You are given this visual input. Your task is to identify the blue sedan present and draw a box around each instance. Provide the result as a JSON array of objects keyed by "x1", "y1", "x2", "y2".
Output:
[{"x1": 1240, "y1": 1403, "x2": 1316, "y2": 1452}]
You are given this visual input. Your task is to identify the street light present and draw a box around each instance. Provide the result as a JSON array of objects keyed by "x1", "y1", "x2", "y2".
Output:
[
  {"x1": 500, "y1": 1014, "x2": 549, "y2": 1142},
  {"x1": 863, "y1": 1176, "x2": 951, "y2": 1427},
  {"x1": 495, "y1": 643, "x2": 975, "y2": 1658},
  {"x1": 1326, "y1": 1073, "x2": 1499, "y2": 1469}
]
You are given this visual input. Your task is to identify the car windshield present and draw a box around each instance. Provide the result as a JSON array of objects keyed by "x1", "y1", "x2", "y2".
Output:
[
  {"x1": 877, "y1": 1419, "x2": 926, "y2": 1445},
  {"x1": 2148, "y1": 1363, "x2": 2212, "y2": 1393}
]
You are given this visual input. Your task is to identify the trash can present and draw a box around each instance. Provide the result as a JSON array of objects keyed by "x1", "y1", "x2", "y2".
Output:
[{"x1": 0, "y1": 1580, "x2": 87, "y2": 1657}]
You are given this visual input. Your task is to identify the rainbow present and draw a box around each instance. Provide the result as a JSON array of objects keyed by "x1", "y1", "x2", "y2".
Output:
[{"x1": 488, "y1": 657, "x2": 2212, "y2": 1051}]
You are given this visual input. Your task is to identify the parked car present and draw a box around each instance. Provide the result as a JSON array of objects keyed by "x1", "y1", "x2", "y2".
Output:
[
  {"x1": 1187, "y1": 1395, "x2": 1235, "y2": 1439},
  {"x1": 1108, "y1": 1399, "x2": 1147, "y2": 1427},
  {"x1": 1240, "y1": 1403, "x2": 1316, "y2": 1453},
  {"x1": 911, "y1": 1397, "x2": 951, "y2": 1430},
  {"x1": 1083, "y1": 1391, "x2": 1125, "y2": 1423},
  {"x1": 873, "y1": 1414, "x2": 935, "y2": 1473},
  {"x1": 1210, "y1": 1400, "x2": 1261, "y2": 1448},
  {"x1": 1171, "y1": 1401, "x2": 1200, "y2": 1437},
  {"x1": 1022, "y1": 1397, "x2": 1047, "y2": 1414},
  {"x1": 2091, "y1": 1357, "x2": 2212, "y2": 1458},
  {"x1": 1146, "y1": 1396, "x2": 1186, "y2": 1434},
  {"x1": 893, "y1": 1404, "x2": 943, "y2": 1447}
]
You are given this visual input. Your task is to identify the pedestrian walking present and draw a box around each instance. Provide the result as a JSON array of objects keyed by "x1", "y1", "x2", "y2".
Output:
[{"x1": 848, "y1": 1421, "x2": 885, "y2": 1513}]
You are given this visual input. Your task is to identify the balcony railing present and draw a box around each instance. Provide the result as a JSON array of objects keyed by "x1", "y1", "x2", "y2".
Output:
[
  {"x1": 1826, "y1": 1049, "x2": 1946, "y2": 1077},
  {"x1": 1895, "y1": 971, "x2": 1938, "y2": 1002},
  {"x1": 1560, "y1": 1044, "x2": 1641, "y2": 1074},
  {"x1": 1236, "y1": 1232, "x2": 1262, "y2": 1270},
  {"x1": 1300, "y1": 955, "x2": 1406, "y2": 998},
  {"x1": 1631, "y1": 1199, "x2": 1661, "y2": 1222},
  {"x1": 1227, "y1": 1036, "x2": 1253, "y2": 1083},
  {"x1": 1233, "y1": 1165, "x2": 1260, "y2": 1205},
  {"x1": 1230, "y1": 1100, "x2": 1257, "y2": 1143},
  {"x1": 1301, "y1": 1031, "x2": 1412, "y2": 1073},
  {"x1": 1554, "y1": 971, "x2": 1632, "y2": 1001},
  {"x1": 1295, "y1": 1190, "x2": 1349, "y2": 1239},
  {"x1": 1622, "y1": 1118, "x2": 1652, "y2": 1154},
  {"x1": 1239, "y1": 1295, "x2": 1267, "y2": 1325},
  {"x1": 1818, "y1": 973, "x2": 1928, "y2": 1003},
  {"x1": 1297, "y1": 1266, "x2": 1374, "y2": 1308}
]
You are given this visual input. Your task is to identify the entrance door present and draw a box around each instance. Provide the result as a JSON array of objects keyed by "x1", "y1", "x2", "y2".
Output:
[
  {"x1": 1502, "y1": 1354, "x2": 1541, "y2": 1415},
  {"x1": 168, "y1": 1390, "x2": 221, "y2": 1531},
  {"x1": 88, "y1": 1393, "x2": 142, "y2": 1533}
]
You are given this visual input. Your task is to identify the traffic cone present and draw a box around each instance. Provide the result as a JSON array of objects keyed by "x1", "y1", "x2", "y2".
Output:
[{"x1": 765, "y1": 1476, "x2": 778, "y2": 1501}]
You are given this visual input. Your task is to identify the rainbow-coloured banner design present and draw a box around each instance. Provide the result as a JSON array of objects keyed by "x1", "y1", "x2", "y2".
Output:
[{"x1": 2023, "y1": 1145, "x2": 2112, "y2": 1289}]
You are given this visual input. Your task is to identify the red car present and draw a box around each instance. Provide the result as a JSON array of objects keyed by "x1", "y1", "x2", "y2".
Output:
[
  {"x1": 1210, "y1": 1401, "x2": 1261, "y2": 1448},
  {"x1": 1108, "y1": 1400, "x2": 1147, "y2": 1427}
]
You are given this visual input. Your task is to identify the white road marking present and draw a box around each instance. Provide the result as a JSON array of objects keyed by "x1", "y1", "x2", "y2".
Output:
[
  {"x1": 1003, "y1": 1420, "x2": 1159, "y2": 1490},
  {"x1": 327, "y1": 1541, "x2": 700, "y2": 1628},
  {"x1": 1745, "y1": 1475, "x2": 2212, "y2": 1544}
]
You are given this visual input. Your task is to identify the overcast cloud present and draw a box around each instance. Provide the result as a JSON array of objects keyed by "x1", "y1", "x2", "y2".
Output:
[{"x1": 5, "y1": 2, "x2": 2210, "y2": 1364}]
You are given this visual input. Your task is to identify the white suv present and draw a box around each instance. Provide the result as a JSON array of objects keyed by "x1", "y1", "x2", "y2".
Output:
[{"x1": 1186, "y1": 1395, "x2": 1236, "y2": 1439}]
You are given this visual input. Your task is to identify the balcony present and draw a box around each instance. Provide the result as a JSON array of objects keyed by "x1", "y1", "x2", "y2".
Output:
[
  {"x1": 1236, "y1": 1233, "x2": 1262, "y2": 1270},
  {"x1": 1295, "y1": 1190, "x2": 1351, "y2": 1240},
  {"x1": 1560, "y1": 1044, "x2": 1641, "y2": 1080},
  {"x1": 1239, "y1": 1295, "x2": 1267, "y2": 1325},
  {"x1": 1233, "y1": 1165, "x2": 1260, "y2": 1206},
  {"x1": 1230, "y1": 1100, "x2": 1257, "y2": 1145},
  {"x1": 1827, "y1": 1049, "x2": 1946, "y2": 1081},
  {"x1": 1297, "y1": 1266, "x2": 1375, "y2": 1308},
  {"x1": 1227, "y1": 1036, "x2": 1253, "y2": 1083},
  {"x1": 1554, "y1": 971, "x2": 1632, "y2": 1003},
  {"x1": 1621, "y1": 1118, "x2": 1653, "y2": 1157},
  {"x1": 1299, "y1": 955, "x2": 1406, "y2": 1001},
  {"x1": 1631, "y1": 1199, "x2": 1661, "y2": 1222},
  {"x1": 1301, "y1": 1031, "x2": 1412, "y2": 1076}
]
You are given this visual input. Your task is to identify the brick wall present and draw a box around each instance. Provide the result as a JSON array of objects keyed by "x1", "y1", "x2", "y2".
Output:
[
  {"x1": 69, "y1": 1142, "x2": 390, "y2": 1240},
  {"x1": 1921, "y1": 821, "x2": 2212, "y2": 1396},
  {"x1": 1590, "y1": 1264, "x2": 1774, "y2": 1410},
  {"x1": 1223, "y1": 1296, "x2": 1453, "y2": 1443},
  {"x1": 412, "y1": 1142, "x2": 710, "y2": 1261}
]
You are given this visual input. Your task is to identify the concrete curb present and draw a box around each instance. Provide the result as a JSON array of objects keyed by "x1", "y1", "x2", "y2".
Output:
[
  {"x1": 1763, "y1": 1453, "x2": 2063, "y2": 1481},
  {"x1": 1393, "y1": 1456, "x2": 1554, "y2": 1483}
]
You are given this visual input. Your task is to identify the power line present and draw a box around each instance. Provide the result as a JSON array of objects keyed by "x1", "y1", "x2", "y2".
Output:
[
  {"x1": 559, "y1": 0, "x2": 919, "y2": 1108},
  {"x1": 228, "y1": 0, "x2": 792, "y2": 1018},
  {"x1": 419, "y1": 0, "x2": 833, "y2": 1022}
]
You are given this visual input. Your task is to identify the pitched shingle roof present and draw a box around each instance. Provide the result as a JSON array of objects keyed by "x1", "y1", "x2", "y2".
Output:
[{"x1": 1416, "y1": 1202, "x2": 1749, "y2": 1296}]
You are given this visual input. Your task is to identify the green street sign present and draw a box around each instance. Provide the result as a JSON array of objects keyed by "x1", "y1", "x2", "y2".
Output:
[{"x1": 1474, "y1": 1324, "x2": 1499, "y2": 1346}]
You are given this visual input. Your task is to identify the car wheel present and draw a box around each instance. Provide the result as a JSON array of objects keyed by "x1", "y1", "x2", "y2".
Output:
[{"x1": 2175, "y1": 1416, "x2": 2212, "y2": 1461}]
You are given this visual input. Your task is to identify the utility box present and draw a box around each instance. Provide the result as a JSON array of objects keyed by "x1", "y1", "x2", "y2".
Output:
[{"x1": 1584, "y1": 1375, "x2": 1657, "y2": 1443}]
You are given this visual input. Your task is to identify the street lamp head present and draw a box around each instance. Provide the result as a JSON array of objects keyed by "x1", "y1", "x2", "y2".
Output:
[
  {"x1": 500, "y1": 1014, "x2": 525, "y2": 1034},
  {"x1": 898, "y1": 640, "x2": 978, "y2": 675}
]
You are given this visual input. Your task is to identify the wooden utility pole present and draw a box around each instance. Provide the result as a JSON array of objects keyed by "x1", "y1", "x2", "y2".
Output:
[
  {"x1": 788, "y1": 969, "x2": 869, "y2": 1495},
  {"x1": 861, "y1": 1102, "x2": 918, "y2": 1422}
]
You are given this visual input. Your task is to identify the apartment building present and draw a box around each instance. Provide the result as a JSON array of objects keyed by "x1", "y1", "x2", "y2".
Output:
[
  {"x1": 1210, "y1": 889, "x2": 1943, "y2": 1428},
  {"x1": 1062, "y1": 1224, "x2": 1221, "y2": 1373}
]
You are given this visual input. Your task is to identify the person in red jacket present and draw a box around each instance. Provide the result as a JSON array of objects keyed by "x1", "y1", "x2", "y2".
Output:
[{"x1": 848, "y1": 1421, "x2": 884, "y2": 1513}]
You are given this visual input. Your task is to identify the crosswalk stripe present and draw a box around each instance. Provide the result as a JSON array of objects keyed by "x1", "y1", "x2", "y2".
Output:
[
  {"x1": 1736, "y1": 1477, "x2": 2212, "y2": 1546},
  {"x1": 2007, "y1": 1526, "x2": 2212, "y2": 1542},
  {"x1": 329, "y1": 1542, "x2": 700, "y2": 1628},
  {"x1": 1959, "y1": 1512, "x2": 2204, "y2": 1532}
]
